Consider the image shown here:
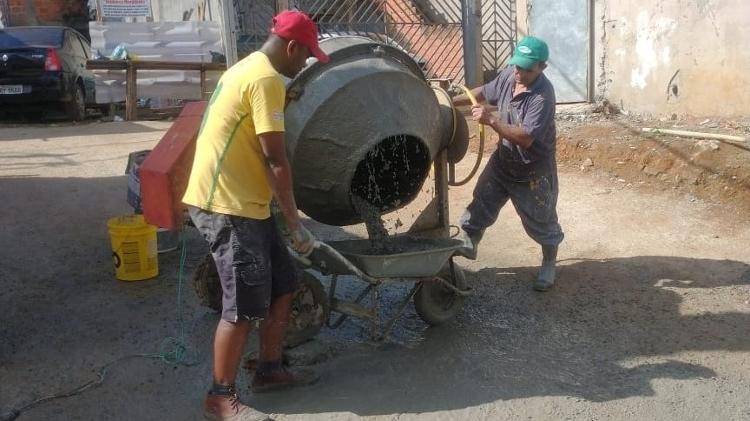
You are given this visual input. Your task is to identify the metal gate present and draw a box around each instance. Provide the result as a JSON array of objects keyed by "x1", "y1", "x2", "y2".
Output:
[
  {"x1": 297, "y1": 0, "x2": 465, "y2": 83},
  {"x1": 482, "y1": 0, "x2": 516, "y2": 81},
  {"x1": 236, "y1": 1, "x2": 276, "y2": 57},
  {"x1": 234, "y1": 0, "x2": 516, "y2": 85},
  {"x1": 528, "y1": 0, "x2": 590, "y2": 102}
]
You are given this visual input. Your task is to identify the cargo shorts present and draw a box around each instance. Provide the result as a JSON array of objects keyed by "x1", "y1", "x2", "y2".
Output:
[{"x1": 188, "y1": 206, "x2": 298, "y2": 322}]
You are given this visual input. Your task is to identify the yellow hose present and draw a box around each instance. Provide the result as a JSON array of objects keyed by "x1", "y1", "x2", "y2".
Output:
[{"x1": 448, "y1": 85, "x2": 485, "y2": 186}]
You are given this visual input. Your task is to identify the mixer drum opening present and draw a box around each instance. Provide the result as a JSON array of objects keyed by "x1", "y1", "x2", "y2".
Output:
[{"x1": 350, "y1": 134, "x2": 431, "y2": 212}]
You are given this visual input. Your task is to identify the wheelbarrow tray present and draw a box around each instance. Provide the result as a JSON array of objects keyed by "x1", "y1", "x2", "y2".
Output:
[{"x1": 326, "y1": 236, "x2": 463, "y2": 278}]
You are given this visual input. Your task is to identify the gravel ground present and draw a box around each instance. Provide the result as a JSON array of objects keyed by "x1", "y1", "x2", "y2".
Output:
[{"x1": 1, "y1": 120, "x2": 748, "y2": 421}]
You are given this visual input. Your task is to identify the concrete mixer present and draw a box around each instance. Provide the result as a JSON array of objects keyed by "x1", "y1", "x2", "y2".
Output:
[
  {"x1": 284, "y1": 36, "x2": 461, "y2": 225},
  {"x1": 139, "y1": 36, "x2": 479, "y2": 342}
]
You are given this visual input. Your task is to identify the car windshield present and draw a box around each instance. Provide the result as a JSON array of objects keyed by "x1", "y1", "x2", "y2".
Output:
[{"x1": 0, "y1": 27, "x2": 64, "y2": 48}]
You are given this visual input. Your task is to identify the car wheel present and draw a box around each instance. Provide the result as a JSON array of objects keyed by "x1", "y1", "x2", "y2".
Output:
[{"x1": 66, "y1": 84, "x2": 86, "y2": 121}]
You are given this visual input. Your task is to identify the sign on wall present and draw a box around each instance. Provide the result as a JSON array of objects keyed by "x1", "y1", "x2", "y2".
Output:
[{"x1": 101, "y1": 0, "x2": 152, "y2": 18}]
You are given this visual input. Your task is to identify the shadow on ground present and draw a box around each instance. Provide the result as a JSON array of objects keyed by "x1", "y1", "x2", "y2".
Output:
[
  {"x1": 256, "y1": 255, "x2": 749, "y2": 416},
  {"x1": 1, "y1": 174, "x2": 749, "y2": 419},
  {"x1": 0, "y1": 175, "x2": 215, "y2": 420}
]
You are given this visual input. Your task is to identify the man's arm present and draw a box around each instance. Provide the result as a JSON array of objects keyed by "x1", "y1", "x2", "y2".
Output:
[
  {"x1": 452, "y1": 86, "x2": 486, "y2": 107},
  {"x1": 488, "y1": 93, "x2": 555, "y2": 150},
  {"x1": 489, "y1": 120, "x2": 534, "y2": 149},
  {"x1": 258, "y1": 132, "x2": 301, "y2": 231},
  {"x1": 248, "y1": 76, "x2": 314, "y2": 254},
  {"x1": 471, "y1": 105, "x2": 534, "y2": 149}
]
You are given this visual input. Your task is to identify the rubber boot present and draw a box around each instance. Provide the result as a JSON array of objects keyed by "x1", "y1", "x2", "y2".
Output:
[
  {"x1": 533, "y1": 245, "x2": 558, "y2": 292},
  {"x1": 455, "y1": 229, "x2": 482, "y2": 260}
]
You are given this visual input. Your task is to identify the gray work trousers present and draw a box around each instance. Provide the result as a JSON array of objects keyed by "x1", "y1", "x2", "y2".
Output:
[{"x1": 462, "y1": 149, "x2": 564, "y2": 247}]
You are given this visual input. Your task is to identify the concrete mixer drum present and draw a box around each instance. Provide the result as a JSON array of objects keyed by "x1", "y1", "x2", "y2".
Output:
[{"x1": 284, "y1": 36, "x2": 455, "y2": 226}]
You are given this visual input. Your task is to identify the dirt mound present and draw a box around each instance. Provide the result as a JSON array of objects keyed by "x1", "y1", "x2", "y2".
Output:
[
  {"x1": 465, "y1": 110, "x2": 750, "y2": 221},
  {"x1": 557, "y1": 115, "x2": 750, "y2": 221}
]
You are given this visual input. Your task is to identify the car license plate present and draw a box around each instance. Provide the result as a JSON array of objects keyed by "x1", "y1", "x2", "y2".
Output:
[{"x1": 0, "y1": 85, "x2": 24, "y2": 95}]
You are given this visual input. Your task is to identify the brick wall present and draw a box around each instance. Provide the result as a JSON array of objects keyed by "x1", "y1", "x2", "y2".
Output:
[
  {"x1": 34, "y1": 0, "x2": 66, "y2": 22},
  {"x1": 8, "y1": 0, "x2": 28, "y2": 24},
  {"x1": 8, "y1": 0, "x2": 84, "y2": 26}
]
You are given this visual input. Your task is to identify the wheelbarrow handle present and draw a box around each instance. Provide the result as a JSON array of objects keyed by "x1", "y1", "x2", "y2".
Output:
[
  {"x1": 289, "y1": 241, "x2": 377, "y2": 283},
  {"x1": 288, "y1": 241, "x2": 319, "y2": 267}
]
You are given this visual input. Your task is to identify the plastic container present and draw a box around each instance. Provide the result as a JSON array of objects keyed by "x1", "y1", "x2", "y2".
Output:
[
  {"x1": 124, "y1": 149, "x2": 151, "y2": 213},
  {"x1": 107, "y1": 215, "x2": 158, "y2": 281}
]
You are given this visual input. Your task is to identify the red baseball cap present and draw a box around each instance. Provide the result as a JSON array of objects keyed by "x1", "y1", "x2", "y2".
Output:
[{"x1": 272, "y1": 10, "x2": 330, "y2": 63}]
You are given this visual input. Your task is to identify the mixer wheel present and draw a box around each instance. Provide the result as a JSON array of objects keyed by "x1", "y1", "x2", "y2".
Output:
[
  {"x1": 192, "y1": 253, "x2": 328, "y2": 347},
  {"x1": 285, "y1": 271, "x2": 330, "y2": 347},
  {"x1": 193, "y1": 253, "x2": 222, "y2": 312}
]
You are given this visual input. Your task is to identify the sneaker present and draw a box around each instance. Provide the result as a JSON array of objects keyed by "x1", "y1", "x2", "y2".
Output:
[
  {"x1": 204, "y1": 392, "x2": 272, "y2": 421},
  {"x1": 251, "y1": 367, "x2": 320, "y2": 394},
  {"x1": 454, "y1": 229, "x2": 480, "y2": 260}
]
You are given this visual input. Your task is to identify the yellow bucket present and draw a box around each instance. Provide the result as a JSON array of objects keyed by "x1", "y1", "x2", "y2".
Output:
[{"x1": 107, "y1": 215, "x2": 159, "y2": 281}]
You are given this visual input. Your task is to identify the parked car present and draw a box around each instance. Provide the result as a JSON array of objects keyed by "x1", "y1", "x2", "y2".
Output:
[{"x1": 0, "y1": 26, "x2": 95, "y2": 120}]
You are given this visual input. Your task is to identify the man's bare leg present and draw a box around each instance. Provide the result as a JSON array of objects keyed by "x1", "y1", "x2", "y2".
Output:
[
  {"x1": 253, "y1": 292, "x2": 319, "y2": 392},
  {"x1": 214, "y1": 319, "x2": 253, "y2": 384},
  {"x1": 204, "y1": 320, "x2": 270, "y2": 420},
  {"x1": 259, "y1": 293, "x2": 293, "y2": 363}
]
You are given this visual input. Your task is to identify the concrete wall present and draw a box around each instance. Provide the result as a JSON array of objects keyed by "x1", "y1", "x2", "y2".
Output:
[
  {"x1": 518, "y1": 0, "x2": 750, "y2": 117},
  {"x1": 595, "y1": 0, "x2": 750, "y2": 118}
]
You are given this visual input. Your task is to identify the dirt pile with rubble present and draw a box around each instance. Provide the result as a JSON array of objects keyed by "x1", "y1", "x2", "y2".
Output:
[{"x1": 471, "y1": 106, "x2": 750, "y2": 221}]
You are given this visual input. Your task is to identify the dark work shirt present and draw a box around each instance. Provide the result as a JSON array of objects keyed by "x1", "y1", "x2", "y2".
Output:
[{"x1": 482, "y1": 66, "x2": 557, "y2": 172}]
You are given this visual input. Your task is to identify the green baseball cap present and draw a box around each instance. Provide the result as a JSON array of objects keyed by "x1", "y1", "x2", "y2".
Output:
[{"x1": 509, "y1": 36, "x2": 549, "y2": 70}]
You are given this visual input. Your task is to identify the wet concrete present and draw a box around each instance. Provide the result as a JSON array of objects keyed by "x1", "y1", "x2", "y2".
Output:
[{"x1": 350, "y1": 194, "x2": 390, "y2": 251}]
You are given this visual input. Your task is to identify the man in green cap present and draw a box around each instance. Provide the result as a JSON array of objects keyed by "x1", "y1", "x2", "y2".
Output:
[{"x1": 453, "y1": 36, "x2": 564, "y2": 291}]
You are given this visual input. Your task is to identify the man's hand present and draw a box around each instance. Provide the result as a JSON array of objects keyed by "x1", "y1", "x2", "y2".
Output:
[
  {"x1": 289, "y1": 224, "x2": 316, "y2": 256},
  {"x1": 471, "y1": 104, "x2": 497, "y2": 126},
  {"x1": 452, "y1": 85, "x2": 485, "y2": 107}
]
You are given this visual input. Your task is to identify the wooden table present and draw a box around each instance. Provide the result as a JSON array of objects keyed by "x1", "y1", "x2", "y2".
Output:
[{"x1": 86, "y1": 60, "x2": 227, "y2": 121}]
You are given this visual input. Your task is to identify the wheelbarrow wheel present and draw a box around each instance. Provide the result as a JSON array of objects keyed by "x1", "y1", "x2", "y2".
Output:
[
  {"x1": 285, "y1": 271, "x2": 330, "y2": 348},
  {"x1": 414, "y1": 261, "x2": 467, "y2": 326},
  {"x1": 193, "y1": 253, "x2": 222, "y2": 312}
]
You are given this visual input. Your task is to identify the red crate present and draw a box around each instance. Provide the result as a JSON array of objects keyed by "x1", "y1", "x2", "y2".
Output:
[{"x1": 140, "y1": 101, "x2": 207, "y2": 230}]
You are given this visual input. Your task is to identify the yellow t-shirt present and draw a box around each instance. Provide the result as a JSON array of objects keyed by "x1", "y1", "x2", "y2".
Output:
[{"x1": 182, "y1": 52, "x2": 285, "y2": 219}]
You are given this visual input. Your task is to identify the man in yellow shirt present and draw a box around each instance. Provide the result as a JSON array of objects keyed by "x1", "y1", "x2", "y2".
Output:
[{"x1": 183, "y1": 10, "x2": 329, "y2": 421}]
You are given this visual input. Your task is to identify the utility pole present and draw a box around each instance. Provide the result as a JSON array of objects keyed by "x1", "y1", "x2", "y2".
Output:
[
  {"x1": 220, "y1": 0, "x2": 238, "y2": 66},
  {"x1": 461, "y1": 0, "x2": 482, "y2": 86}
]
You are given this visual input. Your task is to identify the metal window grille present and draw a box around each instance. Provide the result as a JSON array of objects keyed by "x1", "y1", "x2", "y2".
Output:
[{"x1": 235, "y1": 0, "x2": 516, "y2": 84}]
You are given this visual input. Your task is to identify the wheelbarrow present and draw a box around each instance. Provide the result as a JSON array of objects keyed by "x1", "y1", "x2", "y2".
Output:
[{"x1": 192, "y1": 235, "x2": 472, "y2": 343}]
